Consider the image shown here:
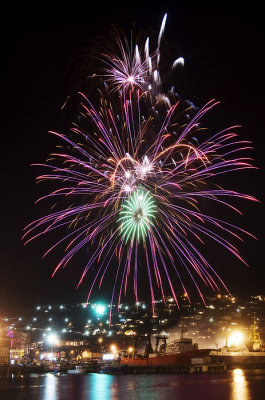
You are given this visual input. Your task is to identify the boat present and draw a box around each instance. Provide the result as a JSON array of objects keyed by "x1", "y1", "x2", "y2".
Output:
[
  {"x1": 99, "y1": 360, "x2": 127, "y2": 374},
  {"x1": 67, "y1": 365, "x2": 89, "y2": 374}
]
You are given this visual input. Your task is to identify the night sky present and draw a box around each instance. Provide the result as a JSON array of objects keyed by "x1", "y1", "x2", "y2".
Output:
[{"x1": 0, "y1": 1, "x2": 264, "y2": 315}]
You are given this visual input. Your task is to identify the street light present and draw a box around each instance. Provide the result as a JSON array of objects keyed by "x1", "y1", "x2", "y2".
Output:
[
  {"x1": 110, "y1": 344, "x2": 117, "y2": 354},
  {"x1": 128, "y1": 346, "x2": 134, "y2": 357},
  {"x1": 94, "y1": 304, "x2": 106, "y2": 316},
  {"x1": 47, "y1": 333, "x2": 58, "y2": 346},
  {"x1": 46, "y1": 332, "x2": 59, "y2": 359}
]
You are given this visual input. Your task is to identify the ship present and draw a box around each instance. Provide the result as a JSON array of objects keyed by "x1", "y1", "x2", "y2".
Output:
[
  {"x1": 209, "y1": 316, "x2": 265, "y2": 369},
  {"x1": 245, "y1": 315, "x2": 265, "y2": 351},
  {"x1": 121, "y1": 319, "x2": 265, "y2": 370},
  {"x1": 121, "y1": 328, "x2": 201, "y2": 368}
]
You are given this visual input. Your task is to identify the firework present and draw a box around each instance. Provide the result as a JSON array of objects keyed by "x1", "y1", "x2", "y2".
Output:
[
  {"x1": 118, "y1": 189, "x2": 156, "y2": 242},
  {"x1": 95, "y1": 13, "x2": 184, "y2": 108},
  {"x1": 23, "y1": 15, "x2": 257, "y2": 315}
]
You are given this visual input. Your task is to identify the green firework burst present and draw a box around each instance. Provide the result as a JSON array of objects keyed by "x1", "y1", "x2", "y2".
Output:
[{"x1": 118, "y1": 189, "x2": 156, "y2": 242}]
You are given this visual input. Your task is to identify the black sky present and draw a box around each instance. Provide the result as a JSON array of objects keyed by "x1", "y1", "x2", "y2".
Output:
[{"x1": 0, "y1": 1, "x2": 264, "y2": 314}]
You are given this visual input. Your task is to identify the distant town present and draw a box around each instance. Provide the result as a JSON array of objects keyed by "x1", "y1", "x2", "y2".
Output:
[{"x1": 1, "y1": 293, "x2": 265, "y2": 373}]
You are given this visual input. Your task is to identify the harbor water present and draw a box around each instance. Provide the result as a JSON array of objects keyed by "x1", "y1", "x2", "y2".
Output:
[{"x1": 1, "y1": 369, "x2": 265, "y2": 400}]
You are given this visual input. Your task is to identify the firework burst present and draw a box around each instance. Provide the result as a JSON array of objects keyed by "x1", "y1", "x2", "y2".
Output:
[
  {"x1": 118, "y1": 189, "x2": 156, "y2": 242},
  {"x1": 23, "y1": 14, "x2": 257, "y2": 315}
]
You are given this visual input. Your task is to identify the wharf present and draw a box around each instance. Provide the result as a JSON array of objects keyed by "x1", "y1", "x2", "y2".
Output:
[
  {"x1": 0, "y1": 363, "x2": 226, "y2": 376},
  {"x1": 124, "y1": 364, "x2": 226, "y2": 374},
  {"x1": 212, "y1": 353, "x2": 265, "y2": 370}
]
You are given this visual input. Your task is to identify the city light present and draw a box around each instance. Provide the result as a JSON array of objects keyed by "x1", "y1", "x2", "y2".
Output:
[
  {"x1": 103, "y1": 353, "x2": 115, "y2": 361},
  {"x1": 125, "y1": 330, "x2": 136, "y2": 336},
  {"x1": 46, "y1": 333, "x2": 59, "y2": 346},
  {"x1": 110, "y1": 344, "x2": 117, "y2": 353},
  {"x1": 228, "y1": 331, "x2": 244, "y2": 347},
  {"x1": 92, "y1": 304, "x2": 106, "y2": 316}
]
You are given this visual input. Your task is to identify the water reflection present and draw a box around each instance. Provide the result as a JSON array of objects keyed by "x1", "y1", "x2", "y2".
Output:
[
  {"x1": 43, "y1": 373, "x2": 58, "y2": 400},
  {"x1": 232, "y1": 369, "x2": 250, "y2": 400},
  {"x1": 90, "y1": 373, "x2": 114, "y2": 400},
  {"x1": 11, "y1": 369, "x2": 255, "y2": 400}
]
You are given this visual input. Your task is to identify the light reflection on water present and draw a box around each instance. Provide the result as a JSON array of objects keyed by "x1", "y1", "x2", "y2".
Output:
[
  {"x1": 44, "y1": 373, "x2": 58, "y2": 400},
  {"x1": 90, "y1": 373, "x2": 113, "y2": 400},
  {"x1": 1, "y1": 370, "x2": 265, "y2": 400},
  {"x1": 231, "y1": 369, "x2": 250, "y2": 400}
]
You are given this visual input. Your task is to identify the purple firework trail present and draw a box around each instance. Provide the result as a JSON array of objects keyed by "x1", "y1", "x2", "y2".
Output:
[{"x1": 23, "y1": 14, "x2": 257, "y2": 316}]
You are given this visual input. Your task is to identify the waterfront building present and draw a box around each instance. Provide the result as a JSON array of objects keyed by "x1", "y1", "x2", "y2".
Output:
[{"x1": 0, "y1": 335, "x2": 10, "y2": 365}]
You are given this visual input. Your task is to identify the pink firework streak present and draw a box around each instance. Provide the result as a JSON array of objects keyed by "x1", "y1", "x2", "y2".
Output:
[{"x1": 23, "y1": 14, "x2": 257, "y2": 318}]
